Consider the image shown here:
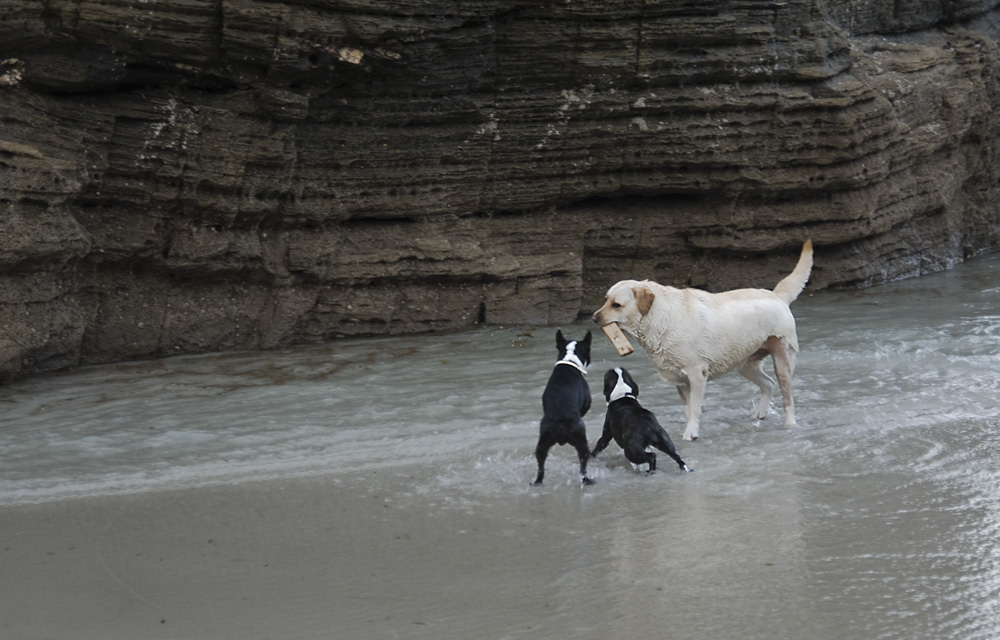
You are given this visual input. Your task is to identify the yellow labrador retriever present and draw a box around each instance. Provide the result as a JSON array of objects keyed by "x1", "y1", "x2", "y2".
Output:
[{"x1": 592, "y1": 240, "x2": 813, "y2": 441}]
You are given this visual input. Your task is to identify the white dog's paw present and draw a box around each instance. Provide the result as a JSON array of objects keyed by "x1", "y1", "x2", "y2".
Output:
[
  {"x1": 751, "y1": 404, "x2": 769, "y2": 420},
  {"x1": 783, "y1": 410, "x2": 797, "y2": 428},
  {"x1": 682, "y1": 426, "x2": 699, "y2": 441}
]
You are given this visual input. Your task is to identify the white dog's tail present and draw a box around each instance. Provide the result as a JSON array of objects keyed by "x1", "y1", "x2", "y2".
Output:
[{"x1": 772, "y1": 239, "x2": 813, "y2": 304}]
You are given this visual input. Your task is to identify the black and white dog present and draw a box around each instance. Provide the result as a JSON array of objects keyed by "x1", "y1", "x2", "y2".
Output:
[
  {"x1": 591, "y1": 367, "x2": 692, "y2": 474},
  {"x1": 532, "y1": 330, "x2": 595, "y2": 486}
]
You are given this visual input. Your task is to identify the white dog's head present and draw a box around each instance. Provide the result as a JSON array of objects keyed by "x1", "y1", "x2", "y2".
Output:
[{"x1": 591, "y1": 280, "x2": 656, "y2": 332}]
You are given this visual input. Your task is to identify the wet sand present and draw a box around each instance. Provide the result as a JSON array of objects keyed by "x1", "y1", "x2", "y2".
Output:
[
  {"x1": 5, "y1": 412, "x2": 999, "y2": 640},
  {"x1": 1, "y1": 460, "x2": 820, "y2": 640}
]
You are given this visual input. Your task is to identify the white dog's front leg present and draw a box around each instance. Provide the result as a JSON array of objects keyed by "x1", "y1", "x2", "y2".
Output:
[{"x1": 681, "y1": 367, "x2": 708, "y2": 441}]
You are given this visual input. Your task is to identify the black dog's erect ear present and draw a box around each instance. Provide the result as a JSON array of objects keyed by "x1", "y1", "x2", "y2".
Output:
[
  {"x1": 556, "y1": 329, "x2": 567, "y2": 350},
  {"x1": 582, "y1": 331, "x2": 592, "y2": 345}
]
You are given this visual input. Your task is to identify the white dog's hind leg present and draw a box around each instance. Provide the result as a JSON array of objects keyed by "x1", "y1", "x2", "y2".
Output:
[
  {"x1": 764, "y1": 336, "x2": 797, "y2": 427},
  {"x1": 738, "y1": 357, "x2": 774, "y2": 420},
  {"x1": 676, "y1": 385, "x2": 690, "y2": 422},
  {"x1": 680, "y1": 367, "x2": 708, "y2": 441}
]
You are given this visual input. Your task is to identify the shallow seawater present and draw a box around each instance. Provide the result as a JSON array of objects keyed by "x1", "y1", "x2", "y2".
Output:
[{"x1": 1, "y1": 254, "x2": 999, "y2": 640}]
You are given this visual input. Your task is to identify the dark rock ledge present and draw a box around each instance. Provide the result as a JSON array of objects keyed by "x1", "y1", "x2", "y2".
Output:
[{"x1": 1, "y1": 0, "x2": 999, "y2": 381}]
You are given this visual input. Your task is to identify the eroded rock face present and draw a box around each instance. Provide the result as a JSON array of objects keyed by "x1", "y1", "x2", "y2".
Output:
[{"x1": 1, "y1": 0, "x2": 999, "y2": 381}]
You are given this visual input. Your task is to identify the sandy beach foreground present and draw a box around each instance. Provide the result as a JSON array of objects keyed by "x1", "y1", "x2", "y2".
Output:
[
  {"x1": 7, "y1": 410, "x2": 998, "y2": 640},
  {"x1": 2, "y1": 467, "x2": 530, "y2": 640},
  {"x1": 0, "y1": 457, "x2": 830, "y2": 640},
  {"x1": 0, "y1": 458, "x2": 768, "y2": 640}
]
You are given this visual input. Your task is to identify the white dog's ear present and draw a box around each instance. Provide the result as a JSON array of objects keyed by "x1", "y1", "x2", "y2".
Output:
[{"x1": 633, "y1": 286, "x2": 655, "y2": 316}]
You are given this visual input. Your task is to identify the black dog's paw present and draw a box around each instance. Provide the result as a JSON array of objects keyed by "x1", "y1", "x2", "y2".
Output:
[
  {"x1": 581, "y1": 477, "x2": 596, "y2": 486},
  {"x1": 530, "y1": 480, "x2": 543, "y2": 486},
  {"x1": 681, "y1": 464, "x2": 694, "y2": 473}
]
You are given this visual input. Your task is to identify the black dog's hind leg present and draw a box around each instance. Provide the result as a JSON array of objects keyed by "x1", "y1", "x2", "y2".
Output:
[
  {"x1": 532, "y1": 432, "x2": 556, "y2": 486},
  {"x1": 653, "y1": 432, "x2": 692, "y2": 472},
  {"x1": 568, "y1": 429, "x2": 595, "y2": 486}
]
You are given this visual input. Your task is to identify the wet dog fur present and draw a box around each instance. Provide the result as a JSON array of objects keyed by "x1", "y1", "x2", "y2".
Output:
[
  {"x1": 591, "y1": 368, "x2": 691, "y2": 473},
  {"x1": 592, "y1": 240, "x2": 813, "y2": 441},
  {"x1": 532, "y1": 330, "x2": 594, "y2": 486}
]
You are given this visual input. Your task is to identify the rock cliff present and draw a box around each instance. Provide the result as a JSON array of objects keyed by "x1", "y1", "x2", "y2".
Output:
[{"x1": 2, "y1": 0, "x2": 999, "y2": 381}]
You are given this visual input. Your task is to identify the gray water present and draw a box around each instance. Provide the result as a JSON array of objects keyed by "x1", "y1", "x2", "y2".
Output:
[{"x1": 1, "y1": 254, "x2": 999, "y2": 640}]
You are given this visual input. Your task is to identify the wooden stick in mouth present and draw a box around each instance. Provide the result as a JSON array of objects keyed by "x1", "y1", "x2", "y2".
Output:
[{"x1": 601, "y1": 323, "x2": 634, "y2": 356}]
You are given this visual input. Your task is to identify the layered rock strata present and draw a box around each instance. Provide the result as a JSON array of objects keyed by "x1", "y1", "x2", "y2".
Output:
[{"x1": 1, "y1": 0, "x2": 999, "y2": 381}]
